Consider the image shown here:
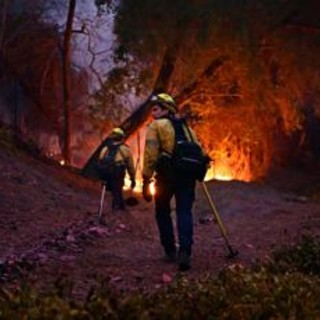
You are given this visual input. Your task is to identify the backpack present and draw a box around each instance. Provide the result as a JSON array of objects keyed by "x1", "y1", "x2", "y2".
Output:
[
  {"x1": 170, "y1": 118, "x2": 208, "y2": 181},
  {"x1": 96, "y1": 143, "x2": 121, "y2": 181}
]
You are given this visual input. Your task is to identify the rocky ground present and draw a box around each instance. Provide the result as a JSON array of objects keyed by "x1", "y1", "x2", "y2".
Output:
[{"x1": 1, "y1": 146, "x2": 320, "y2": 299}]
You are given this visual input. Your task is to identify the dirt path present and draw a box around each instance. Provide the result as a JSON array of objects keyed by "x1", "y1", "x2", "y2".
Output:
[{"x1": 1, "y1": 148, "x2": 320, "y2": 297}]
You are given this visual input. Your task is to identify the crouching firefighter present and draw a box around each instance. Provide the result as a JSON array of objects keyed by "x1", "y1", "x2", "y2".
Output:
[
  {"x1": 142, "y1": 93, "x2": 210, "y2": 271},
  {"x1": 97, "y1": 128, "x2": 136, "y2": 211}
]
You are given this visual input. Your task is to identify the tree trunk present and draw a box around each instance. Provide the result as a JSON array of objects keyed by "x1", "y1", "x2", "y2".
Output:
[
  {"x1": 0, "y1": 0, "x2": 8, "y2": 51},
  {"x1": 120, "y1": 44, "x2": 179, "y2": 138},
  {"x1": 62, "y1": 0, "x2": 76, "y2": 165},
  {"x1": 175, "y1": 55, "x2": 228, "y2": 106},
  {"x1": 0, "y1": 50, "x2": 61, "y2": 134}
]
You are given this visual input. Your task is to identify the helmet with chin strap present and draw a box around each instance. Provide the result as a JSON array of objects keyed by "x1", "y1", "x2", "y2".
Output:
[{"x1": 111, "y1": 127, "x2": 125, "y2": 137}]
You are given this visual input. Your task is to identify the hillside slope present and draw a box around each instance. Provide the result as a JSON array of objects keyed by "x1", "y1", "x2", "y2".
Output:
[{"x1": 1, "y1": 144, "x2": 320, "y2": 297}]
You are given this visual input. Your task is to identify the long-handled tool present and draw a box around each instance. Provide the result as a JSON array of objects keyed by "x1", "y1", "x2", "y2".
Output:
[
  {"x1": 201, "y1": 182, "x2": 238, "y2": 258},
  {"x1": 98, "y1": 183, "x2": 107, "y2": 224}
]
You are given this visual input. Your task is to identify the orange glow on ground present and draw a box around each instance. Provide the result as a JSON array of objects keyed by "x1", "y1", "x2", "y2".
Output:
[
  {"x1": 123, "y1": 176, "x2": 156, "y2": 195},
  {"x1": 123, "y1": 176, "x2": 141, "y2": 192},
  {"x1": 205, "y1": 165, "x2": 233, "y2": 182}
]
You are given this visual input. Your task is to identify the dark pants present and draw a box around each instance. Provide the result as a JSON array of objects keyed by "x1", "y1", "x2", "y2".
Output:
[
  {"x1": 105, "y1": 166, "x2": 126, "y2": 210},
  {"x1": 155, "y1": 175, "x2": 196, "y2": 255}
]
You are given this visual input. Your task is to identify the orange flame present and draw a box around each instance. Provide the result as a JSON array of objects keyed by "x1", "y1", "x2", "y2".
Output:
[
  {"x1": 204, "y1": 165, "x2": 233, "y2": 182},
  {"x1": 123, "y1": 175, "x2": 156, "y2": 195},
  {"x1": 123, "y1": 163, "x2": 235, "y2": 194},
  {"x1": 149, "y1": 180, "x2": 156, "y2": 195},
  {"x1": 121, "y1": 127, "x2": 256, "y2": 194}
]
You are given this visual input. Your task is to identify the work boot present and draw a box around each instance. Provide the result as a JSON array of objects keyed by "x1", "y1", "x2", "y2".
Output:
[
  {"x1": 178, "y1": 249, "x2": 191, "y2": 272},
  {"x1": 164, "y1": 246, "x2": 176, "y2": 263}
]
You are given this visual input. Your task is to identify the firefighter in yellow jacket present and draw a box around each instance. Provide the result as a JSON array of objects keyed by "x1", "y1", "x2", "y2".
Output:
[
  {"x1": 142, "y1": 93, "x2": 208, "y2": 271},
  {"x1": 99, "y1": 128, "x2": 136, "y2": 211}
]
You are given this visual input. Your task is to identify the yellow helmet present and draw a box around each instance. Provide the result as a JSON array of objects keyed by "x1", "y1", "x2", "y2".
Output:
[
  {"x1": 150, "y1": 93, "x2": 177, "y2": 113},
  {"x1": 111, "y1": 127, "x2": 125, "y2": 137}
]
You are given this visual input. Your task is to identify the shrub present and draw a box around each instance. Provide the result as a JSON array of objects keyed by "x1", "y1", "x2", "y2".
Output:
[
  {"x1": 268, "y1": 234, "x2": 320, "y2": 276},
  {"x1": 1, "y1": 236, "x2": 320, "y2": 319}
]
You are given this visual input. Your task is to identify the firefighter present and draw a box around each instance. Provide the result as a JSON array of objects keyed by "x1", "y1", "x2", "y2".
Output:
[
  {"x1": 142, "y1": 93, "x2": 207, "y2": 271},
  {"x1": 99, "y1": 127, "x2": 136, "y2": 211}
]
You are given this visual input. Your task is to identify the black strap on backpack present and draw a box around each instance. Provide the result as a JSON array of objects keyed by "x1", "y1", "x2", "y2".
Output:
[
  {"x1": 169, "y1": 117, "x2": 208, "y2": 181},
  {"x1": 170, "y1": 117, "x2": 193, "y2": 143}
]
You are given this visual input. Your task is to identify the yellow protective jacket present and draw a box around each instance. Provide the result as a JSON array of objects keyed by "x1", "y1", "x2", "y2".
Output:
[
  {"x1": 99, "y1": 143, "x2": 135, "y2": 180},
  {"x1": 143, "y1": 118, "x2": 204, "y2": 180}
]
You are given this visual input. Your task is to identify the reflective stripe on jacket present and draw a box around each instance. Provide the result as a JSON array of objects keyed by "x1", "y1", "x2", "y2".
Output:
[
  {"x1": 142, "y1": 118, "x2": 202, "y2": 179},
  {"x1": 99, "y1": 143, "x2": 135, "y2": 180}
]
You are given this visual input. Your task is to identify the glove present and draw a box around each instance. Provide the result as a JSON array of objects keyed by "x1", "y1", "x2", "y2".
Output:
[
  {"x1": 142, "y1": 178, "x2": 152, "y2": 202},
  {"x1": 204, "y1": 155, "x2": 212, "y2": 165},
  {"x1": 130, "y1": 179, "x2": 136, "y2": 190}
]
